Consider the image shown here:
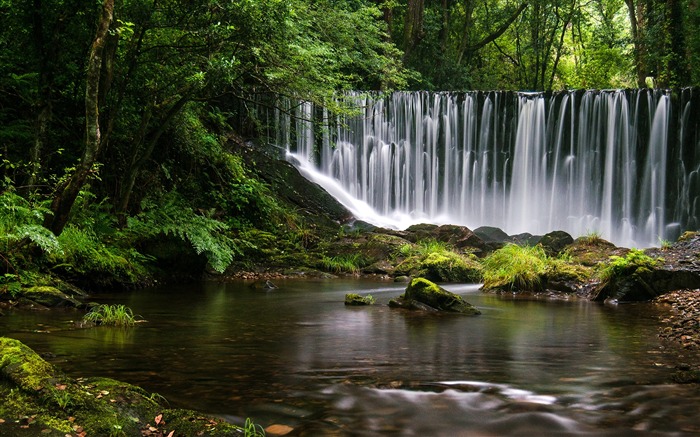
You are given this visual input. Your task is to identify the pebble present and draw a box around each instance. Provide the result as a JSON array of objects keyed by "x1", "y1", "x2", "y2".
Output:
[{"x1": 654, "y1": 289, "x2": 700, "y2": 350}]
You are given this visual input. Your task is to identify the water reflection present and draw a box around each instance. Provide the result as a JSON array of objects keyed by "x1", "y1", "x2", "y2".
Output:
[{"x1": 1, "y1": 279, "x2": 698, "y2": 435}]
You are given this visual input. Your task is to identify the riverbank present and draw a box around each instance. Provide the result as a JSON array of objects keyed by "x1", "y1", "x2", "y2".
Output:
[{"x1": 0, "y1": 337, "x2": 251, "y2": 436}]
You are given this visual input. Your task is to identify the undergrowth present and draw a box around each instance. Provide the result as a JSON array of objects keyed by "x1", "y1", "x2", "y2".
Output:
[{"x1": 320, "y1": 253, "x2": 366, "y2": 274}]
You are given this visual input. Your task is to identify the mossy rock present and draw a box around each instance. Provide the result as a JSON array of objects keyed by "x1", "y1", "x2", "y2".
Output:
[
  {"x1": 0, "y1": 337, "x2": 58, "y2": 392},
  {"x1": 394, "y1": 247, "x2": 482, "y2": 282},
  {"x1": 421, "y1": 252, "x2": 482, "y2": 282},
  {"x1": 389, "y1": 278, "x2": 480, "y2": 315},
  {"x1": 344, "y1": 293, "x2": 375, "y2": 306},
  {"x1": 21, "y1": 286, "x2": 83, "y2": 308},
  {"x1": 0, "y1": 337, "x2": 246, "y2": 436},
  {"x1": 538, "y1": 230, "x2": 574, "y2": 256}
]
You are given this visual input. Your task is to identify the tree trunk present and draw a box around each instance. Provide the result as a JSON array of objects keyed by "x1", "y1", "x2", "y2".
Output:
[
  {"x1": 116, "y1": 95, "x2": 190, "y2": 215},
  {"x1": 27, "y1": 0, "x2": 53, "y2": 192},
  {"x1": 403, "y1": 0, "x2": 425, "y2": 60},
  {"x1": 45, "y1": 0, "x2": 115, "y2": 235},
  {"x1": 624, "y1": 0, "x2": 647, "y2": 87}
]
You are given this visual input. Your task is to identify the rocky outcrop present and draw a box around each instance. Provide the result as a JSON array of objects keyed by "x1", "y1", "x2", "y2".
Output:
[
  {"x1": 594, "y1": 233, "x2": 700, "y2": 302},
  {"x1": 403, "y1": 224, "x2": 486, "y2": 252},
  {"x1": 235, "y1": 142, "x2": 353, "y2": 226},
  {"x1": 389, "y1": 278, "x2": 481, "y2": 314}
]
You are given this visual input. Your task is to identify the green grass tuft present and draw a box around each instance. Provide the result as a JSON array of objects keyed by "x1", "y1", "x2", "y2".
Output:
[
  {"x1": 83, "y1": 304, "x2": 138, "y2": 327},
  {"x1": 482, "y1": 244, "x2": 549, "y2": 291}
]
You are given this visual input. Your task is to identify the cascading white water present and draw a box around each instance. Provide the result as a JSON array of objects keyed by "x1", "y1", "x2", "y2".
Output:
[{"x1": 275, "y1": 90, "x2": 698, "y2": 248}]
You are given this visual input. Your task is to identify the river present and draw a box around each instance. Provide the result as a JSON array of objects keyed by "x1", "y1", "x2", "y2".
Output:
[{"x1": 2, "y1": 279, "x2": 699, "y2": 435}]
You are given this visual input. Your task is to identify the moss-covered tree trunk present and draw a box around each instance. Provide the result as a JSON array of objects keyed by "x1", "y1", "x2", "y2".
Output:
[{"x1": 45, "y1": 0, "x2": 114, "y2": 235}]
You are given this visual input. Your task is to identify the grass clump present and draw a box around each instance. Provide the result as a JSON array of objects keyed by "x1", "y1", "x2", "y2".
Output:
[
  {"x1": 482, "y1": 244, "x2": 549, "y2": 291},
  {"x1": 83, "y1": 304, "x2": 138, "y2": 327},
  {"x1": 598, "y1": 248, "x2": 659, "y2": 283},
  {"x1": 244, "y1": 417, "x2": 266, "y2": 437},
  {"x1": 577, "y1": 230, "x2": 605, "y2": 245}
]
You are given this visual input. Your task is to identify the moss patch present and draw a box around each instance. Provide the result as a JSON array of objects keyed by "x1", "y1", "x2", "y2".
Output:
[
  {"x1": 390, "y1": 278, "x2": 481, "y2": 314},
  {"x1": 394, "y1": 239, "x2": 482, "y2": 282},
  {"x1": 0, "y1": 337, "x2": 245, "y2": 436}
]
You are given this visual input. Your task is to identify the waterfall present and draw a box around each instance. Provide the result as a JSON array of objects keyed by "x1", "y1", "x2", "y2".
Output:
[{"x1": 270, "y1": 89, "x2": 700, "y2": 248}]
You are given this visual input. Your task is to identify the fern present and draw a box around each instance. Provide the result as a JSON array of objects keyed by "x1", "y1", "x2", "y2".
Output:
[
  {"x1": 127, "y1": 192, "x2": 239, "y2": 273},
  {"x1": 0, "y1": 190, "x2": 61, "y2": 255}
]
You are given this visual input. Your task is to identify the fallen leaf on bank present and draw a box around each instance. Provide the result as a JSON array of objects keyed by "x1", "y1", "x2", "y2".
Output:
[
  {"x1": 265, "y1": 424, "x2": 294, "y2": 435},
  {"x1": 155, "y1": 414, "x2": 163, "y2": 425},
  {"x1": 55, "y1": 384, "x2": 67, "y2": 390},
  {"x1": 167, "y1": 431, "x2": 174, "y2": 437}
]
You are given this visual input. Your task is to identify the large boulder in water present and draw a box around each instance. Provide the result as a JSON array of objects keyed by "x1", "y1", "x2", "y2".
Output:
[{"x1": 389, "y1": 278, "x2": 481, "y2": 314}]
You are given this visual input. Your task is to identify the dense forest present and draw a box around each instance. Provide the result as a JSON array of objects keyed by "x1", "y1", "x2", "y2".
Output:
[{"x1": 1, "y1": 0, "x2": 699, "y2": 291}]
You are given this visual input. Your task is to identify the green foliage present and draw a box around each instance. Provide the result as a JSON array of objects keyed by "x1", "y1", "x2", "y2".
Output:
[
  {"x1": 578, "y1": 230, "x2": 603, "y2": 245},
  {"x1": 0, "y1": 189, "x2": 61, "y2": 294},
  {"x1": 320, "y1": 253, "x2": 366, "y2": 274},
  {"x1": 396, "y1": 239, "x2": 482, "y2": 282},
  {"x1": 127, "y1": 193, "x2": 238, "y2": 273},
  {"x1": 0, "y1": 190, "x2": 61, "y2": 255},
  {"x1": 45, "y1": 387, "x2": 74, "y2": 411},
  {"x1": 598, "y1": 249, "x2": 659, "y2": 283},
  {"x1": 83, "y1": 304, "x2": 137, "y2": 327},
  {"x1": 244, "y1": 418, "x2": 266, "y2": 437},
  {"x1": 482, "y1": 244, "x2": 549, "y2": 291},
  {"x1": 50, "y1": 225, "x2": 151, "y2": 287}
]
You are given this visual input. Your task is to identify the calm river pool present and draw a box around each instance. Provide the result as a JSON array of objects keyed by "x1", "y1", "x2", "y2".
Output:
[{"x1": 2, "y1": 279, "x2": 699, "y2": 436}]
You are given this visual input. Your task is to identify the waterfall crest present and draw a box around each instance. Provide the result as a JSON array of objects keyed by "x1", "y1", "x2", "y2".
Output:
[{"x1": 269, "y1": 89, "x2": 700, "y2": 248}]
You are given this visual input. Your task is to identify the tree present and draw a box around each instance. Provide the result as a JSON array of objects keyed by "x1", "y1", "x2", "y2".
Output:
[{"x1": 44, "y1": 0, "x2": 115, "y2": 235}]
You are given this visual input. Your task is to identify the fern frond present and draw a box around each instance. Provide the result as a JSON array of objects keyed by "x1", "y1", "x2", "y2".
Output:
[{"x1": 127, "y1": 192, "x2": 238, "y2": 273}]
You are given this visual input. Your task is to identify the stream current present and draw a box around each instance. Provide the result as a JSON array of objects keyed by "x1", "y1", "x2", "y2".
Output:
[{"x1": 2, "y1": 279, "x2": 699, "y2": 436}]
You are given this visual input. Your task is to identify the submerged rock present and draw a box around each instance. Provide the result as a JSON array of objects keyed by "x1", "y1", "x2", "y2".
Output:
[
  {"x1": 389, "y1": 278, "x2": 480, "y2": 315},
  {"x1": 249, "y1": 280, "x2": 279, "y2": 290}
]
